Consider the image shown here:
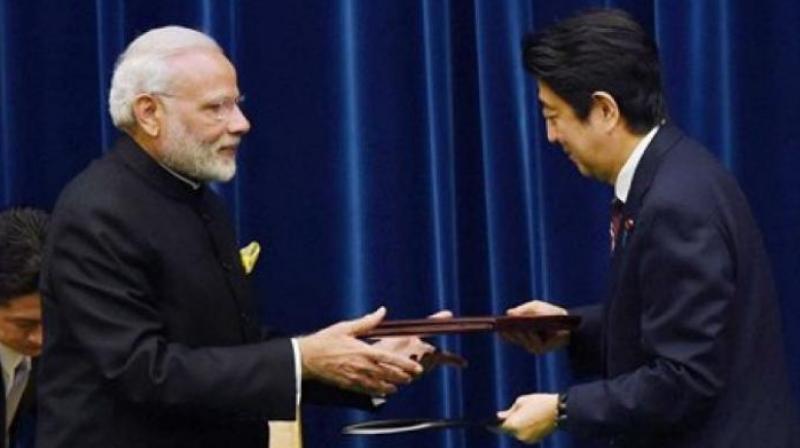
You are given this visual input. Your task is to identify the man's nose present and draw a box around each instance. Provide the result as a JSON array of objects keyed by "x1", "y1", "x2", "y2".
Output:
[
  {"x1": 228, "y1": 104, "x2": 251, "y2": 135},
  {"x1": 29, "y1": 326, "x2": 43, "y2": 347}
]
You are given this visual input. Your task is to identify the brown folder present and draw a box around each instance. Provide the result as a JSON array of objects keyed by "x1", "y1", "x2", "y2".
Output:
[{"x1": 361, "y1": 314, "x2": 580, "y2": 338}]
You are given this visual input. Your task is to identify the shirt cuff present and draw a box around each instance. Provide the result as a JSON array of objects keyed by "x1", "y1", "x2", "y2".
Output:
[
  {"x1": 290, "y1": 338, "x2": 302, "y2": 408},
  {"x1": 290, "y1": 338, "x2": 382, "y2": 409}
]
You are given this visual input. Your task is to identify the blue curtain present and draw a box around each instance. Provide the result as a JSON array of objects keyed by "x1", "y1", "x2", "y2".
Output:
[{"x1": 1, "y1": 1, "x2": 798, "y2": 447}]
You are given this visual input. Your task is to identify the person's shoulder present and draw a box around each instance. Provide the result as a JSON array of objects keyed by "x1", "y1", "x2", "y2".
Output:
[
  {"x1": 642, "y1": 132, "x2": 744, "y2": 224},
  {"x1": 652, "y1": 133, "x2": 737, "y2": 198},
  {"x1": 51, "y1": 150, "x2": 141, "y2": 225},
  {"x1": 662, "y1": 132, "x2": 728, "y2": 177}
]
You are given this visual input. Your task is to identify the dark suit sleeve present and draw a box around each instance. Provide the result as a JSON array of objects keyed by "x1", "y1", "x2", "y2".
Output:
[
  {"x1": 302, "y1": 381, "x2": 375, "y2": 410},
  {"x1": 565, "y1": 201, "x2": 733, "y2": 437},
  {"x1": 567, "y1": 304, "x2": 604, "y2": 377},
  {"x1": 48, "y1": 206, "x2": 297, "y2": 421}
]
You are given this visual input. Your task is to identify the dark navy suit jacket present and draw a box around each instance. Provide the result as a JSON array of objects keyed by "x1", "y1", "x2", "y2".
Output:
[{"x1": 565, "y1": 126, "x2": 799, "y2": 447}]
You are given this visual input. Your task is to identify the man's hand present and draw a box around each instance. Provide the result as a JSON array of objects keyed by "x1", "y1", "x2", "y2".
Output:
[
  {"x1": 502, "y1": 300, "x2": 570, "y2": 354},
  {"x1": 371, "y1": 310, "x2": 467, "y2": 372},
  {"x1": 497, "y1": 393, "x2": 559, "y2": 444},
  {"x1": 297, "y1": 307, "x2": 423, "y2": 396}
]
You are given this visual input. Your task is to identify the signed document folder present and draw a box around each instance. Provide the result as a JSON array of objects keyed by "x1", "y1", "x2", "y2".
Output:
[
  {"x1": 361, "y1": 314, "x2": 580, "y2": 338},
  {"x1": 347, "y1": 314, "x2": 581, "y2": 436}
]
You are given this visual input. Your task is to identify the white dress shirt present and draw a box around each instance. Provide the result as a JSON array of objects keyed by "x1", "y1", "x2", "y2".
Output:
[{"x1": 615, "y1": 126, "x2": 660, "y2": 203}]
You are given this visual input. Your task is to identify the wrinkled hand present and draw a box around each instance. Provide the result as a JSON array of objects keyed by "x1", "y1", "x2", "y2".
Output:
[
  {"x1": 371, "y1": 310, "x2": 467, "y2": 373},
  {"x1": 502, "y1": 300, "x2": 570, "y2": 355},
  {"x1": 497, "y1": 393, "x2": 559, "y2": 444},
  {"x1": 298, "y1": 307, "x2": 423, "y2": 396}
]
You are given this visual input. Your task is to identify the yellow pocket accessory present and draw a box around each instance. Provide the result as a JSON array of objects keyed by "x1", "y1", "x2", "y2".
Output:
[{"x1": 239, "y1": 241, "x2": 261, "y2": 275}]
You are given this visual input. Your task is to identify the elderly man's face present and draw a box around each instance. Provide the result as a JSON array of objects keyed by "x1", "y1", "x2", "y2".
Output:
[{"x1": 158, "y1": 49, "x2": 250, "y2": 182}]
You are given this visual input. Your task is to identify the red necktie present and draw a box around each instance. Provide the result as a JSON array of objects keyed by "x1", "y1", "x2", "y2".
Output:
[{"x1": 609, "y1": 198, "x2": 624, "y2": 253}]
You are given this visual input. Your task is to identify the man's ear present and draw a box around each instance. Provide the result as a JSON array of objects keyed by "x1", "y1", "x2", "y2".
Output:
[
  {"x1": 590, "y1": 91, "x2": 620, "y2": 133},
  {"x1": 132, "y1": 94, "x2": 161, "y2": 137}
]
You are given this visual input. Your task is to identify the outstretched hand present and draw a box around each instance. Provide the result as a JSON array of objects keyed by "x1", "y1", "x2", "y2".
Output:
[
  {"x1": 497, "y1": 393, "x2": 559, "y2": 444},
  {"x1": 371, "y1": 310, "x2": 467, "y2": 372},
  {"x1": 298, "y1": 307, "x2": 423, "y2": 396},
  {"x1": 501, "y1": 300, "x2": 570, "y2": 355}
]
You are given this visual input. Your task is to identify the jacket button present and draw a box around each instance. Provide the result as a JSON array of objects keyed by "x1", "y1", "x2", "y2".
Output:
[{"x1": 221, "y1": 261, "x2": 232, "y2": 271}]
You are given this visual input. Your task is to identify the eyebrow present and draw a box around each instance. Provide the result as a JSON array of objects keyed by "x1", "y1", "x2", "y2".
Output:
[
  {"x1": 198, "y1": 91, "x2": 240, "y2": 104},
  {"x1": 201, "y1": 96, "x2": 230, "y2": 105}
]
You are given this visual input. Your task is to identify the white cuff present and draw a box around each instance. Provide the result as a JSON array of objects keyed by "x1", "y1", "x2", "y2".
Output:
[{"x1": 290, "y1": 338, "x2": 302, "y2": 408}]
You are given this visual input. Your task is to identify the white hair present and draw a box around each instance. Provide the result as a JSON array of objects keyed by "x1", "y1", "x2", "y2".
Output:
[{"x1": 108, "y1": 26, "x2": 222, "y2": 129}]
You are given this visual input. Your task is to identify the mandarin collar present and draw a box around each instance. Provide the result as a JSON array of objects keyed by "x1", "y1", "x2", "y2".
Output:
[{"x1": 111, "y1": 135, "x2": 206, "y2": 203}]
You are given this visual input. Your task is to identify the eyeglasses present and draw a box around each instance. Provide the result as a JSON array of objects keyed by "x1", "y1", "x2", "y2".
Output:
[{"x1": 150, "y1": 92, "x2": 246, "y2": 123}]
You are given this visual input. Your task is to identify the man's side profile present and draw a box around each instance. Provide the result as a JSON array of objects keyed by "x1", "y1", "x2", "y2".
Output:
[
  {"x1": 0, "y1": 208, "x2": 48, "y2": 448},
  {"x1": 37, "y1": 26, "x2": 429, "y2": 448},
  {"x1": 497, "y1": 9, "x2": 799, "y2": 447}
]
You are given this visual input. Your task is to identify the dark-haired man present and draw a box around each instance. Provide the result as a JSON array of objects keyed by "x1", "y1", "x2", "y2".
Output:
[
  {"x1": 498, "y1": 9, "x2": 799, "y2": 447},
  {"x1": 0, "y1": 208, "x2": 48, "y2": 448}
]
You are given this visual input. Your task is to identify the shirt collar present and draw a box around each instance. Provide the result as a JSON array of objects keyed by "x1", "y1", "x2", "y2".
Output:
[
  {"x1": 0, "y1": 343, "x2": 25, "y2": 386},
  {"x1": 614, "y1": 126, "x2": 659, "y2": 203}
]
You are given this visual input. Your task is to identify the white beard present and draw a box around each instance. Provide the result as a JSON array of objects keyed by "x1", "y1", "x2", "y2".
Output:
[{"x1": 161, "y1": 117, "x2": 238, "y2": 183}]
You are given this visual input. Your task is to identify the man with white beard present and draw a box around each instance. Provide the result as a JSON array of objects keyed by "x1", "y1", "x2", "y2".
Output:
[{"x1": 36, "y1": 26, "x2": 430, "y2": 448}]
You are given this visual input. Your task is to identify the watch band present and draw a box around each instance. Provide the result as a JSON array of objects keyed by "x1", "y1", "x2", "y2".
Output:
[{"x1": 557, "y1": 393, "x2": 568, "y2": 426}]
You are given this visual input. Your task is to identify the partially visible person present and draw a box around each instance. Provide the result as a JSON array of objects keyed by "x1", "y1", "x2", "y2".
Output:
[
  {"x1": 37, "y1": 26, "x2": 438, "y2": 448},
  {"x1": 497, "y1": 8, "x2": 799, "y2": 447},
  {"x1": 0, "y1": 208, "x2": 48, "y2": 448}
]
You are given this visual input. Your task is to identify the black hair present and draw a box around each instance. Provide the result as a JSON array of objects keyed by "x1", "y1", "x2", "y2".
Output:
[
  {"x1": 523, "y1": 8, "x2": 667, "y2": 133},
  {"x1": 0, "y1": 207, "x2": 49, "y2": 303}
]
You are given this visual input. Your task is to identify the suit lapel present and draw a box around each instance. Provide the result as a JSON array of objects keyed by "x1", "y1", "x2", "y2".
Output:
[
  {"x1": 608, "y1": 125, "x2": 684, "y2": 278},
  {"x1": 603, "y1": 126, "x2": 685, "y2": 374},
  {"x1": 623, "y1": 125, "x2": 683, "y2": 217}
]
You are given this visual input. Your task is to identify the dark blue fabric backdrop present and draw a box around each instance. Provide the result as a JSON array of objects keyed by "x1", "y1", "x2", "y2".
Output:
[{"x1": 1, "y1": 1, "x2": 798, "y2": 447}]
